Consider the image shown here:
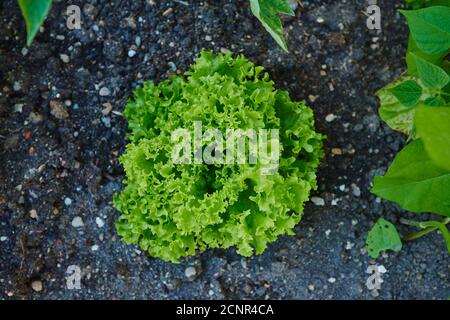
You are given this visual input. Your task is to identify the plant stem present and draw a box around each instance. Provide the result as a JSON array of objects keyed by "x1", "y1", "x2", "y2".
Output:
[{"x1": 401, "y1": 218, "x2": 450, "y2": 254}]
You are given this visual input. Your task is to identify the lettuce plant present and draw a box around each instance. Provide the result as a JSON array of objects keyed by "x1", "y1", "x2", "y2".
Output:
[{"x1": 114, "y1": 51, "x2": 323, "y2": 263}]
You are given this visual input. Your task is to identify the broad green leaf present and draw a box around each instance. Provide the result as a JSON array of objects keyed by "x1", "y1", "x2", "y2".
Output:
[
  {"x1": 404, "y1": 0, "x2": 450, "y2": 9},
  {"x1": 406, "y1": 35, "x2": 447, "y2": 76},
  {"x1": 376, "y1": 75, "x2": 418, "y2": 135},
  {"x1": 424, "y1": 96, "x2": 447, "y2": 106},
  {"x1": 415, "y1": 104, "x2": 450, "y2": 171},
  {"x1": 18, "y1": 0, "x2": 52, "y2": 46},
  {"x1": 249, "y1": 0, "x2": 295, "y2": 52},
  {"x1": 388, "y1": 79, "x2": 422, "y2": 107},
  {"x1": 372, "y1": 139, "x2": 450, "y2": 217},
  {"x1": 366, "y1": 218, "x2": 402, "y2": 259},
  {"x1": 412, "y1": 53, "x2": 450, "y2": 89},
  {"x1": 400, "y1": 6, "x2": 450, "y2": 55}
]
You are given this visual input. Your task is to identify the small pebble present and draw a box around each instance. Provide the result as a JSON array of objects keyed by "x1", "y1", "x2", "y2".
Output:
[
  {"x1": 345, "y1": 241, "x2": 355, "y2": 250},
  {"x1": 91, "y1": 245, "x2": 99, "y2": 251},
  {"x1": 311, "y1": 196, "x2": 325, "y2": 206},
  {"x1": 316, "y1": 17, "x2": 325, "y2": 23},
  {"x1": 64, "y1": 197, "x2": 72, "y2": 206},
  {"x1": 99, "y1": 87, "x2": 111, "y2": 96},
  {"x1": 31, "y1": 280, "x2": 43, "y2": 292},
  {"x1": 60, "y1": 54, "x2": 70, "y2": 63},
  {"x1": 205, "y1": 35, "x2": 212, "y2": 41},
  {"x1": 351, "y1": 183, "x2": 361, "y2": 197},
  {"x1": 135, "y1": 36, "x2": 142, "y2": 47},
  {"x1": 29, "y1": 209, "x2": 38, "y2": 219},
  {"x1": 163, "y1": 7, "x2": 173, "y2": 16},
  {"x1": 95, "y1": 217, "x2": 105, "y2": 228},
  {"x1": 185, "y1": 267, "x2": 196, "y2": 278},
  {"x1": 13, "y1": 82, "x2": 21, "y2": 91},
  {"x1": 101, "y1": 116, "x2": 111, "y2": 128},
  {"x1": 0, "y1": 236, "x2": 7, "y2": 242},
  {"x1": 14, "y1": 104, "x2": 23, "y2": 113},
  {"x1": 325, "y1": 114, "x2": 336, "y2": 122},
  {"x1": 308, "y1": 94, "x2": 318, "y2": 102},
  {"x1": 328, "y1": 277, "x2": 336, "y2": 284},
  {"x1": 71, "y1": 217, "x2": 84, "y2": 228},
  {"x1": 128, "y1": 49, "x2": 137, "y2": 58}
]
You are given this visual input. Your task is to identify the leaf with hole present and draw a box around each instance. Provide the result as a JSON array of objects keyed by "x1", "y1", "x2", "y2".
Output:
[{"x1": 366, "y1": 218, "x2": 402, "y2": 259}]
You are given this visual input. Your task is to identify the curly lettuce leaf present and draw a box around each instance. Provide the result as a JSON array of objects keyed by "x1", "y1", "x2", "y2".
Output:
[{"x1": 114, "y1": 51, "x2": 324, "y2": 263}]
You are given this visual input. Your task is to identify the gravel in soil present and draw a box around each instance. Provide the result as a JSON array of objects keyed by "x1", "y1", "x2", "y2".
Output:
[{"x1": 0, "y1": 0, "x2": 448, "y2": 299}]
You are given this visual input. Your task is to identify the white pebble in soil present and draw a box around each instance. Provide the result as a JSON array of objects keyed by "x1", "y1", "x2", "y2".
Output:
[
  {"x1": 128, "y1": 50, "x2": 137, "y2": 58},
  {"x1": 99, "y1": 87, "x2": 111, "y2": 96},
  {"x1": 71, "y1": 216, "x2": 84, "y2": 228},
  {"x1": 351, "y1": 183, "x2": 361, "y2": 197},
  {"x1": 64, "y1": 197, "x2": 73, "y2": 206},
  {"x1": 184, "y1": 267, "x2": 196, "y2": 278},
  {"x1": 95, "y1": 217, "x2": 105, "y2": 228},
  {"x1": 325, "y1": 113, "x2": 336, "y2": 122},
  {"x1": 60, "y1": 54, "x2": 70, "y2": 63},
  {"x1": 31, "y1": 280, "x2": 43, "y2": 292},
  {"x1": 311, "y1": 196, "x2": 325, "y2": 206}
]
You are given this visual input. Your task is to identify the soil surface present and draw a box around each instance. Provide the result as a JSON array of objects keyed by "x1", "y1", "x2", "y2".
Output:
[{"x1": 0, "y1": 0, "x2": 448, "y2": 299}]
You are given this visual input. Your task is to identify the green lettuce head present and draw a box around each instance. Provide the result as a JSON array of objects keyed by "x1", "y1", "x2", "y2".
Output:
[{"x1": 114, "y1": 51, "x2": 324, "y2": 263}]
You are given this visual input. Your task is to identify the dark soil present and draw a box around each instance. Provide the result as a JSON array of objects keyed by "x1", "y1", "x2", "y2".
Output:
[{"x1": 0, "y1": 0, "x2": 448, "y2": 299}]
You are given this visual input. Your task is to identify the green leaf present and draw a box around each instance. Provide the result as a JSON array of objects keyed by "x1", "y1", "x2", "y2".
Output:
[
  {"x1": 249, "y1": 0, "x2": 295, "y2": 52},
  {"x1": 372, "y1": 139, "x2": 450, "y2": 217},
  {"x1": 388, "y1": 79, "x2": 423, "y2": 107},
  {"x1": 366, "y1": 218, "x2": 402, "y2": 259},
  {"x1": 423, "y1": 96, "x2": 447, "y2": 106},
  {"x1": 411, "y1": 53, "x2": 450, "y2": 89},
  {"x1": 415, "y1": 104, "x2": 450, "y2": 171},
  {"x1": 376, "y1": 75, "x2": 418, "y2": 135},
  {"x1": 400, "y1": 6, "x2": 450, "y2": 55},
  {"x1": 406, "y1": 35, "x2": 447, "y2": 76},
  {"x1": 18, "y1": 0, "x2": 52, "y2": 46}
]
